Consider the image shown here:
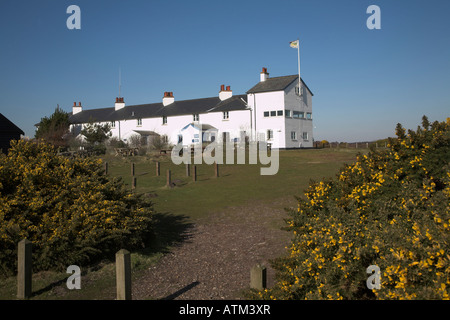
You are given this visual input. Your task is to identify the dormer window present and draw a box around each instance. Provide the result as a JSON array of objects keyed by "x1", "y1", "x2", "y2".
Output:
[
  {"x1": 162, "y1": 116, "x2": 167, "y2": 125},
  {"x1": 193, "y1": 114, "x2": 199, "y2": 122},
  {"x1": 137, "y1": 118, "x2": 142, "y2": 126}
]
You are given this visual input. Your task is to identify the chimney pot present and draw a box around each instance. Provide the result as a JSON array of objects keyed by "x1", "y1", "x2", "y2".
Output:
[
  {"x1": 226, "y1": 86, "x2": 231, "y2": 91},
  {"x1": 262, "y1": 67, "x2": 267, "y2": 73},
  {"x1": 220, "y1": 84, "x2": 225, "y2": 91},
  {"x1": 73, "y1": 102, "x2": 76, "y2": 107},
  {"x1": 79, "y1": 102, "x2": 81, "y2": 106}
]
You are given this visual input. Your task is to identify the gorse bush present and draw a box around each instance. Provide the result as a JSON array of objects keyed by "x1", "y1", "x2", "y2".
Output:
[
  {"x1": 0, "y1": 140, "x2": 153, "y2": 276},
  {"x1": 257, "y1": 116, "x2": 450, "y2": 300}
]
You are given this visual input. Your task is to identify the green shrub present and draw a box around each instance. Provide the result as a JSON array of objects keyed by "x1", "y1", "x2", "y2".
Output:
[
  {"x1": 256, "y1": 116, "x2": 450, "y2": 300},
  {"x1": 0, "y1": 140, "x2": 153, "y2": 276}
]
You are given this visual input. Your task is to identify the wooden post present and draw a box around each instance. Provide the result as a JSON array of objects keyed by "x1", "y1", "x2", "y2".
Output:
[
  {"x1": 132, "y1": 177, "x2": 136, "y2": 191},
  {"x1": 104, "y1": 161, "x2": 108, "y2": 175},
  {"x1": 250, "y1": 264, "x2": 266, "y2": 290},
  {"x1": 166, "y1": 169, "x2": 171, "y2": 187},
  {"x1": 193, "y1": 165, "x2": 197, "y2": 182},
  {"x1": 215, "y1": 163, "x2": 219, "y2": 178},
  {"x1": 156, "y1": 162, "x2": 160, "y2": 176},
  {"x1": 116, "y1": 249, "x2": 131, "y2": 300},
  {"x1": 131, "y1": 163, "x2": 135, "y2": 176},
  {"x1": 17, "y1": 239, "x2": 32, "y2": 299},
  {"x1": 186, "y1": 164, "x2": 190, "y2": 177}
]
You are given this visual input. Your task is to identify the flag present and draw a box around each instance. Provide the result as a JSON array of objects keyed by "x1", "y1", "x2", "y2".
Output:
[{"x1": 290, "y1": 40, "x2": 299, "y2": 48}]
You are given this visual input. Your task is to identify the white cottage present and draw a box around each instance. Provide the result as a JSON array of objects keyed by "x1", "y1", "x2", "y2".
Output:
[{"x1": 69, "y1": 67, "x2": 314, "y2": 149}]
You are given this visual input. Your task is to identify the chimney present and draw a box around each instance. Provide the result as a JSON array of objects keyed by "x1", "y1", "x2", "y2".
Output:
[
  {"x1": 260, "y1": 67, "x2": 269, "y2": 82},
  {"x1": 163, "y1": 91, "x2": 175, "y2": 106},
  {"x1": 115, "y1": 97, "x2": 125, "y2": 110},
  {"x1": 72, "y1": 101, "x2": 82, "y2": 115},
  {"x1": 219, "y1": 84, "x2": 232, "y2": 101}
]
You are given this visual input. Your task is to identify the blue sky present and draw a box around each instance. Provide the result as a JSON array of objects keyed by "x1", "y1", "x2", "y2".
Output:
[{"x1": 1, "y1": 0, "x2": 449, "y2": 142}]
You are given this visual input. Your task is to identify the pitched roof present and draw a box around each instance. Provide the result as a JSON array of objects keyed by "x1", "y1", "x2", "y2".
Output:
[
  {"x1": 0, "y1": 113, "x2": 24, "y2": 134},
  {"x1": 246, "y1": 75, "x2": 313, "y2": 95},
  {"x1": 69, "y1": 95, "x2": 248, "y2": 124}
]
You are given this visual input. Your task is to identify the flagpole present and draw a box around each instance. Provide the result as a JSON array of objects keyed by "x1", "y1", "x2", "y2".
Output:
[{"x1": 297, "y1": 38, "x2": 301, "y2": 93}]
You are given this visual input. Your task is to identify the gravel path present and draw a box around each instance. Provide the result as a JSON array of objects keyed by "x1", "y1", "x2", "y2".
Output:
[{"x1": 132, "y1": 199, "x2": 294, "y2": 300}]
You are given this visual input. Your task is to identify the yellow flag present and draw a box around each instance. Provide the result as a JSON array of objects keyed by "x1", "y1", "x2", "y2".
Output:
[{"x1": 290, "y1": 40, "x2": 299, "y2": 48}]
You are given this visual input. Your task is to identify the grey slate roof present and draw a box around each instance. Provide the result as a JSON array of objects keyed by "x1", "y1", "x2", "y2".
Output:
[
  {"x1": 246, "y1": 75, "x2": 313, "y2": 95},
  {"x1": 69, "y1": 95, "x2": 248, "y2": 124}
]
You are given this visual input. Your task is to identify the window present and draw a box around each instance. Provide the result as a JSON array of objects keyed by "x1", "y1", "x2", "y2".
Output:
[
  {"x1": 178, "y1": 135, "x2": 183, "y2": 143},
  {"x1": 263, "y1": 111, "x2": 270, "y2": 117},
  {"x1": 299, "y1": 112, "x2": 305, "y2": 119},
  {"x1": 267, "y1": 129, "x2": 273, "y2": 140},
  {"x1": 302, "y1": 132, "x2": 308, "y2": 140},
  {"x1": 137, "y1": 118, "x2": 142, "y2": 126},
  {"x1": 306, "y1": 112, "x2": 312, "y2": 119},
  {"x1": 293, "y1": 111, "x2": 300, "y2": 118},
  {"x1": 223, "y1": 111, "x2": 229, "y2": 120},
  {"x1": 277, "y1": 110, "x2": 283, "y2": 116},
  {"x1": 270, "y1": 111, "x2": 276, "y2": 117},
  {"x1": 162, "y1": 116, "x2": 167, "y2": 125},
  {"x1": 193, "y1": 114, "x2": 199, "y2": 122},
  {"x1": 295, "y1": 86, "x2": 301, "y2": 96},
  {"x1": 291, "y1": 131, "x2": 297, "y2": 140},
  {"x1": 285, "y1": 110, "x2": 291, "y2": 118},
  {"x1": 111, "y1": 121, "x2": 115, "y2": 128}
]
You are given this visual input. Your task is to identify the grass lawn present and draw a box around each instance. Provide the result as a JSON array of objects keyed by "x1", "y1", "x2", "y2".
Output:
[
  {"x1": 0, "y1": 147, "x2": 364, "y2": 300},
  {"x1": 106, "y1": 148, "x2": 363, "y2": 221}
]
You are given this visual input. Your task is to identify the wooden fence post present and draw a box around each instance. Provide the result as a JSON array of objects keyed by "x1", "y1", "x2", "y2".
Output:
[
  {"x1": 166, "y1": 169, "x2": 171, "y2": 187},
  {"x1": 116, "y1": 249, "x2": 132, "y2": 300},
  {"x1": 156, "y1": 162, "x2": 160, "y2": 176},
  {"x1": 186, "y1": 164, "x2": 190, "y2": 177},
  {"x1": 250, "y1": 264, "x2": 266, "y2": 290},
  {"x1": 17, "y1": 239, "x2": 32, "y2": 299},
  {"x1": 193, "y1": 165, "x2": 197, "y2": 182},
  {"x1": 132, "y1": 177, "x2": 136, "y2": 191},
  {"x1": 131, "y1": 163, "x2": 135, "y2": 176}
]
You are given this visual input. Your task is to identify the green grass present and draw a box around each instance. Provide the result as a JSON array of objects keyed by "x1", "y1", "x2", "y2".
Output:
[
  {"x1": 106, "y1": 148, "x2": 363, "y2": 221},
  {"x1": 0, "y1": 147, "x2": 362, "y2": 300}
]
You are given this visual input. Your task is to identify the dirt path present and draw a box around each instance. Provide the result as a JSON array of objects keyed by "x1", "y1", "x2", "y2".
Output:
[{"x1": 132, "y1": 198, "x2": 295, "y2": 300}]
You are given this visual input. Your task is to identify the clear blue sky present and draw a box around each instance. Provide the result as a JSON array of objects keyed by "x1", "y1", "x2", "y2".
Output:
[{"x1": 1, "y1": 0, "x2": 449, "y2": 142}]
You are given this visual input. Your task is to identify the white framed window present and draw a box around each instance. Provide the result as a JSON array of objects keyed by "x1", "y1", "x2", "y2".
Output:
[
  {"x1": 293, "y1": 111, "x2": 300, "y2": 118},
  {"x1": 299, "y1": 112, "x2": 305, "y2": 119},
  {"x1": 270, "y1": 111, "x2": 276, "y2": 117},
  {"x1": 291, "y1": 131, "x2": 297, "y2": 140},
  {"x1": 223, "y1": 111, "x2": 229, "y2": 120},
  {"x1": 302, "y1": 132, "x2": 308, "y2": 140},
  {"x1": 263, "y1": 111, "x2": 270, "y2": 117},
  {"x1": 267, "y1": 129, "x2": 273, "y2": 140},
  {"x1": 277, "y1": 110, "x2": 283, "y2": 116},
  {"x1": 111, "y1": 121, "x2": 115, "y2": 128},
  {"x1": 162, "y1": 116, "x2": 167, "y2": 125},
  {"x1": 306, "y1": 112, "x2": 312, "y2": 119},
  {"x1": 193, "y1": 114, "x2": 199, "y2": 122},
  {"x1": 285, "y1": 110, "x2": 291, "y2": 118},
  {"x1": 137, "y1": 118, "x2": 142, "y2": 126}
]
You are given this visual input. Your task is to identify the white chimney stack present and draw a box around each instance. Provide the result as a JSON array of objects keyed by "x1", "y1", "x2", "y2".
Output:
[
  {"x1": 72, "y1": 101, "x2": 82, "y2": 114},
  {"x1": 163, "y1": 92, "x2": 175, "y2": 106},
  {"x1": 115, "y1": 97, "x2": 125, "y2": 111},
  {"x1": 260, "y1": 67, "x2": 269, "y2": 82},
  {"x1": 219, "y1": 84, "x2": 232, "y2": 101}
]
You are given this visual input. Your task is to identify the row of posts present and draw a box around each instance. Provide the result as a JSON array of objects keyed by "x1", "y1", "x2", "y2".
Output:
[
  {"x1": 104, "y1": 161, "x2": 220, "y2": 190},
  {"x1": 16, "y1": 239, "x2": 267, "y2": 299}
]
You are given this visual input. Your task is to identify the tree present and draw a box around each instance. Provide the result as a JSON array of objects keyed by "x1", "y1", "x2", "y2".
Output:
[
  {"x1": 80, "y1": 119, "x2": 112, "y2": 145},
  {"x1": 35, "y1": 105, "x2": 71, "y2": 147}
]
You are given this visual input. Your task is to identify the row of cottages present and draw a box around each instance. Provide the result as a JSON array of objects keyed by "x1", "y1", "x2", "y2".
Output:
[{"x1": 69, "y1": 67, "x2": 314, "y2": 149}]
